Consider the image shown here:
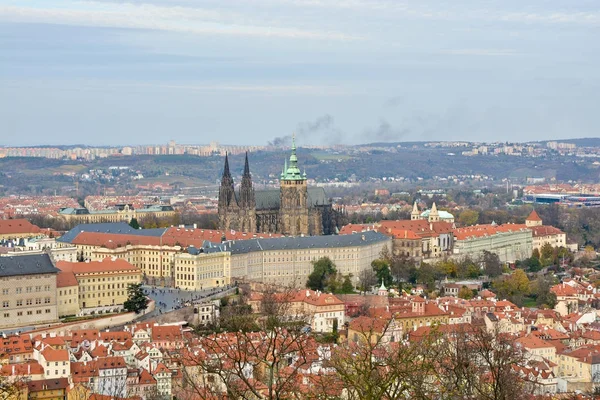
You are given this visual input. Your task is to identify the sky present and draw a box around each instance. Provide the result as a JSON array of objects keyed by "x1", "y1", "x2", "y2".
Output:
[{"x1": 0, "y1": 0, "x2": 599, "y2": 146}]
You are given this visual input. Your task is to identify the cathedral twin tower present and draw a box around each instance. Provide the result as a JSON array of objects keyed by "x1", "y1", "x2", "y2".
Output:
[{"x1": 218, "y1": 136, "x2": 337, "y2": 236}]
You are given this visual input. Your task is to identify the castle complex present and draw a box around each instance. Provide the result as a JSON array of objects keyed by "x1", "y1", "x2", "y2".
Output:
[{"x1": 218, "y1": 136, "x2": 338, "y2": 236}]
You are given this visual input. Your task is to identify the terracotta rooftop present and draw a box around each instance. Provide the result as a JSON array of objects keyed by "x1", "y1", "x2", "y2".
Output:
[
  {"x1": 56, "y1": 258, "x2": 141, "y2": 275},
  {"x1": 56, "y1": 270, "x2": 78, "y2": 287},
  {"x1": 526, "y1": 210, "x2": 542, "y2": 222},
  {"x1": 0, "y1": 219, "x2": 41, "y2": 235}
]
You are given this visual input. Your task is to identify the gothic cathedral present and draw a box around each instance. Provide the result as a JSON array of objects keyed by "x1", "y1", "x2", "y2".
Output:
[{"x1": 218, "y1": 136, "x2": 338, "y2": 236}]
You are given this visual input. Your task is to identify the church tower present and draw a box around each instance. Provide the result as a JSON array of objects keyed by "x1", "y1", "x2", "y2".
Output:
[
  {"x1": 218, "y1": 153, "x2": 238, "y2": 231},
  {"x1": 238, "y1": 152, "x2": 256, "y2": 232},
  {"x1": 428, "y1": 202, "x2": 440, "y2": 223},
  {"x1": 279, "y1": 134, "x2": 309, "y2": 236},
  {"x1": 411, "y1": 201, "x2": 420, "y2": 220}
]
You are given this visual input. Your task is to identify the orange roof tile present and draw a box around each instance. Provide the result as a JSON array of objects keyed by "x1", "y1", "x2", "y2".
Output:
[
  {"x1": 56, "y1": 258, "x2": 141, "y2": 275},
  {"x1": 41, "y1": 347, "x2": 69, "y2": 362},
  {"x1": 0, "y1": 219, "x2": 41, "y2": 235},
  {"x1": 56, "y1": 270, "x2": 78, "y2": 288},
  {"x1": 526, "y1": 210, "x2": 542, "y2": 222}
]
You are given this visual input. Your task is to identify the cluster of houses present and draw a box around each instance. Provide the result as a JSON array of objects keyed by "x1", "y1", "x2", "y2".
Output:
[{"x1": 1, "y1": 323, "x2": 184, "y2": 400}]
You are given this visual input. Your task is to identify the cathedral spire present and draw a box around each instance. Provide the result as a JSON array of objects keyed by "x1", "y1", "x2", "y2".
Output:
[
  {"x1": 240, "y1": 152, "x2": 255, "y2": 209},
  {"x1": 243, "y1": 151, "x2": 250, "y2": 177},
  {"x1": 282, "y1": 133, "x2": 304, "y2": 181},
  {"x1": 222, "y1": 152, "x2": 232, "y2": 180}
]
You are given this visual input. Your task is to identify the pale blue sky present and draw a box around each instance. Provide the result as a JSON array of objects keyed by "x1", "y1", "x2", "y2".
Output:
[{"x1": 1, "y1": 0, "x2": 599, "y2": 146}]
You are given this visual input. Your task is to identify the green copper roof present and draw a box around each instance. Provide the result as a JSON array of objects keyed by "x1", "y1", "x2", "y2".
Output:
[{"x1": 281, "y1": 134, "x2": 305, "y2": 181}]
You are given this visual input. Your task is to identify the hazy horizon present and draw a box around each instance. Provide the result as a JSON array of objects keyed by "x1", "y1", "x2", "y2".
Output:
[{"x1": 1, "y1": 1, "x2": 599, "y2": 147}]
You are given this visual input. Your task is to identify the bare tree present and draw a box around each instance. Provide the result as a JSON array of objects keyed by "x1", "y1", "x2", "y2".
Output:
[
  {"x1": 431, "y1": 324, "x2": 538, "y2": 400},
  {"x1": 175, "y1": 286, "x2": 317, "y2": 400}
]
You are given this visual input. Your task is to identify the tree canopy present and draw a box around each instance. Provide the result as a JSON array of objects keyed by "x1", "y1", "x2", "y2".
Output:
[
  {"x1": 123, "y1": 283, "x2": 149, "y2": 314},
  {"x1": 306, "y1": 257, "x2": 337, "y2": 292}
]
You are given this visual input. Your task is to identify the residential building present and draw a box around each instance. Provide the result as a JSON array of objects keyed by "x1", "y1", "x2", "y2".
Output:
[
  {"x1": 0, "y1": 254, "x2": 60, "y2": 330},
  {"x1": 27, "y1": 378, "x2": 69, "y2": 400},
  {"x1": 249, "y1": 289, "x2": 345, "y2": 333},
  {"x1": 348, "y1": 316, "x2": 402, "y2": 345},
  {"x1": 0, "y1": 219, "x2": 46, "y2": 240}
]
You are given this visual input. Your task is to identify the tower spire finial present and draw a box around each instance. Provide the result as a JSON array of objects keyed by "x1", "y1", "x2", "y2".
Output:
[
  {"x1": 222, "y1": 152, "x2": 231, "y2": 179},
  {"x1": 243, "y1": 151, "x2": 250, "y2": 176}
]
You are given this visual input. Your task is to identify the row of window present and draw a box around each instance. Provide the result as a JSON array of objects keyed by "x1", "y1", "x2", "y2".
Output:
[
  {"x1": 3, "y1": 308, "x2": 52, "y2": 318},
  {"x1": 1, "y1": 285, "x2": 51, "y2": 295},
  {"x1": 2, "y1": 298, "x2": 51, "y2": 307}
]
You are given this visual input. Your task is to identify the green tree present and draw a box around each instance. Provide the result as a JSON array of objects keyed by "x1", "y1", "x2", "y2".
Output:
[
  {"x1": 123, "y1": 283, "x2": 149, "y2": 314},
  {"x1": 340, "y1": 275, "x2": 354, "y2": 294},
  {"x1": 540, "y1": 243, "x2": 555, "y2": 267},
  {"x1": 532, "y1": 276, "x2": 558, "y2": 308},
  {"x1": 493, "y1": 269, "x2": 530, "y2": 306},
  {"x1": 129, "y1": 217, "x2": 140, "y2": 230},
  {"x1": 306, "y1": 257, "x2": 337, "y2": 292},
  {"x1": 522, "y1": 256, "x2": 542, "y2": 272},
  {"x1": 371, "y1": 259, "x2": 393, "y2": 287},
  {"x1": 458, "y1": 209, "x2": 479, "y2": 226},
  {"x1": 458, "y1": 285, "x2": 474, "y2": 300}
]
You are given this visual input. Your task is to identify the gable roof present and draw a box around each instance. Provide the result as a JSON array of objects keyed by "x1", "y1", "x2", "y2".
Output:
[
  {"x1": 526, "y1": 210, "x2": 542, "y2": 222},
  {"x1": 0, "y1": 219, "x2": 41, "y2": 235},
  {"x1": 0, "y1": 254, "x2": 59, "y2": 277},
  {"x1": 56, "y1": 258, "x2": 140, "y2": 275},
  {"x1": 58, "y1": 222, "x2": 166, "y2": 243},
  {"x1": 56, "y1": 270, "x2": 78, "y2": 288}
]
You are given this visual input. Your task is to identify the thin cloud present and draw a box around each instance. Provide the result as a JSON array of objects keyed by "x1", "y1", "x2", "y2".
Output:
[
  {"x1": 0, "y1": 3, "x2": 358, "y2": 41},
  {"x1": 442, "y1": 49, "x2": 519, "y2": 57}
]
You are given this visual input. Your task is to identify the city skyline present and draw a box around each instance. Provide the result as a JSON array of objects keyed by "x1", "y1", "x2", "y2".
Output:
[{"x1": 1, "y1": 0, "x2": 599, "y2": 146}]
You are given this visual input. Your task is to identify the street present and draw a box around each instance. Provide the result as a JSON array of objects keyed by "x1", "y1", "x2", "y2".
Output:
[{"x1": 142, "y1": 285, "x2": 236, "y2": 319}]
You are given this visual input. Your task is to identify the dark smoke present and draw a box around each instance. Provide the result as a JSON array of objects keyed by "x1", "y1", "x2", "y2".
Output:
[
  {"x1": 268, "y1": 135, "x2": 293, "y2": 147},
  {"x1": 268, "y1": 114, "x2": 345, "y2": 147},
  {"x1": 364, "y1": 119, "x2": 410, "y2": 142}
]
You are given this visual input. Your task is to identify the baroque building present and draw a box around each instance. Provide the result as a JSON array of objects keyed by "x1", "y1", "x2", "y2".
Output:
[{"x1": 218, "y1": 137, "x2": 339, "y2": 236}]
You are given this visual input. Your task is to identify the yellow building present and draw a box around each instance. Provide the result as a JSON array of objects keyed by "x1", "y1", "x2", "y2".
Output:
[
  {"x1": 557, "y1": 346, "x2": 600, "y2": 392},
  {"x1": 56, "y1": 258, "x2": 142, "y2": 314},
  {"x1": 56, "y1": 271, "x2": 80, "y2": 317},
  {"x1": 174, "y1": 250, "x2": 230, "y2": 290},
  {"x1": 0, "y1": 254, "x2": 60, "y2": 330},
  {"x1": 59, "y1": 204, "x2": 176, "y2": 224},
  {"x1": 392, "y1": 297, "x2": 449, "y2": 333},
  {"x1": 0, "y1": 219, "x2": 46, "y2": 241}
]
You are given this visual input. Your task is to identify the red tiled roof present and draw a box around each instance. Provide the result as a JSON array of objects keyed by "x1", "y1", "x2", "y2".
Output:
[
  {"x1": 97, "y1": 356, "x2": 127, "y2": 369},
  {"x1": 0, "y1": 361, "x2": 44, "y2": 376},
  {"x1": 348, "y1": 316, "x2": 390, "y2": 334},
  {"x1": 151, "y1": 326, "x2": 182, "y2": 342},
  {"x1": 0, "y1": 219, "x2": 41, "y2": 235},
  {"x1": 56, "y1": 271, "x2": 78, "y2": 288},
  {"x1": 41, "y1": 347, "x2": 69, "y2": 362},
  {"x1": 56, "y1": 258, "x2": 141, "y2": 275},
  {"x1": 338, "y1": 224, "x2": 378, "y2": 235},
  {"x1": 27, "y1": 378, "x2": 68, "y2": 392},
  {"x1": 453, "y1": 224, "x2": 530, "y2": 241},
  {"x1": 527, "y1": 210, "x2": 542, "y2": 222},
  {"x1": 530, "y1": 225, "x2": 564, "y2": 237}
]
